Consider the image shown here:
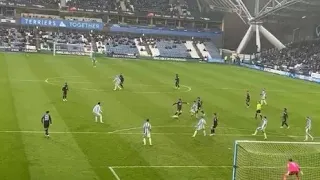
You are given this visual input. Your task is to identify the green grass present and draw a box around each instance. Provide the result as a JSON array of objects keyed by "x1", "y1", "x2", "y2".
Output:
[{"x1": 0, "y1": 53, "x2": 319, "y2": 180}]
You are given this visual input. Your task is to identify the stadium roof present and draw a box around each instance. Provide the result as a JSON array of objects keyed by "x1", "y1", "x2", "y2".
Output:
[{"x1": 205, "y1": 0, "x2": 320, "y2": 23}]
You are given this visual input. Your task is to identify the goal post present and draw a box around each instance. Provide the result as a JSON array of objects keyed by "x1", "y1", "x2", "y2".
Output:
[
  {"x1": 232, "y1": 140, "x2": 320, "y2": 180},
  {"x1": 53, "y1": 42, "x2": 93, "y2": 57}
]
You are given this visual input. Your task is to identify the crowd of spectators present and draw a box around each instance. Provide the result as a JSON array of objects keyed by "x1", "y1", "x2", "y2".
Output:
[
  {"x1": 260, "y1": 39, "x2": 320, "y2": 75},
  {"x1": 5, "y1": 0, "x2": 59, "y2": 8},
  {"x1": 5, "y1": 0, "x2": 200, "y2": 17},
  {"x1": 66, "y1": 0, "x2": 119, "y2": 11},
  {"x1": 0, "y1": 27, "x2": 36, "y2": 48}
]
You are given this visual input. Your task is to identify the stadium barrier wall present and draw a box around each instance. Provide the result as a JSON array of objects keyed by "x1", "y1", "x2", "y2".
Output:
[
  {"x1": 240, "y1": 63, "x2": 320, "y2": 83},
  {"x1": 0, "y1": 47, "x2": 38, "y2": 53},
  {"x1": 0, "y1": 46, "x2": 224, "y2": 63}
]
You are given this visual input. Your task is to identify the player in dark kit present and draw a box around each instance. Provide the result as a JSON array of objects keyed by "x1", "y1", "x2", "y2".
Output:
[
  {"x1": 62, "y1": 82, "x2": 69, "y2": 101},
  {"x1": 175, "y1": 74, "x2": 180, "y2": 89},
  {"x1": 196, "y1": 97, "x2": 205, "y2": 116},
  {"x1": 119, "y1": 73, "x2": 124, "y2": 89},
  {"x1": 281, "y1": 108, "x2": 289, "y2": 129},
  {"x1": 246, "y1": 91, "x2": 250, "y2": 108},
  {"x1": 41, "y1": 111, "x2": 52, "y2": 138},
  {"x1": 172, "y1": 98, "x2": 188, "y2": 118},
  {"x1": 210, "y1": 113, "x2": 218, "y2": 136}
]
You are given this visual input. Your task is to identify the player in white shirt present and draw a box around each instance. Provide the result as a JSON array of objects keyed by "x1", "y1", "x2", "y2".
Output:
[
  {"x1": 192, "y1": 117, "x2": 206, "y2": 137},
  {"x1": 143, "y1": 119, "x2": 152, "y2": 146},
  {"x1": 260, "y1": 89, "x2": 267, "y2": 105},
  {"x1": 190, "y1": 101, "x2": 198, "y2": 118},
  {"x1": 113, "y1": 75, "x2": 122, "y2": 91},
  {"x1": 304, "y1": 117, "x2": 314, "y2": 141},
  {"x1": 252, "y1": 116, "x2": 268, "y2": 140},
  {"x1": 92, "y1": 102, "x2": 103, "y2": 123}
]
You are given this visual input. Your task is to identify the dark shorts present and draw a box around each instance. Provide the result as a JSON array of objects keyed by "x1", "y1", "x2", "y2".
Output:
[
  {"x1": 43, "y1": 121, "x2": 50, "y2": 129},
  {"x1": 246, "y1": 99, "x2": 250, "y2": 102},
  {"x1": 212, "y1": 124, "x2": 217, "y2": 129},
  {"x1": 256, "y1": 110, "x2": 261, "y2": 113},
  {"x1": 289, "y1": 171, "x2": 299, "y2": 175}
]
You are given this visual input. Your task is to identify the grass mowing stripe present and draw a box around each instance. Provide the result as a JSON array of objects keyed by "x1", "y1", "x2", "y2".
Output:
[
  {"x1": 0, "y1": 54, "x2": 31, "y2": 180},
  {"x1": 13, "y1": 54, "x2": 100, "y2": 180}
]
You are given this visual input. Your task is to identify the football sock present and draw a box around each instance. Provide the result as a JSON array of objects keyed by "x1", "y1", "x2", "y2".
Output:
[
  {"x1": 193, "y1": 131, "x2": 197, "y2": 137},
  {"x1": 143, "y1": 138, "x2": 146, "y2": 145},
  {"x1": 252, "y1": 130, "x2": 257, "y2": 135},
  {"x1": 149, "y1": 138, "x2": 152, "y2": 145},
  {"x1": 211, "y1": 128, "x2": 215, "y2": 134}
]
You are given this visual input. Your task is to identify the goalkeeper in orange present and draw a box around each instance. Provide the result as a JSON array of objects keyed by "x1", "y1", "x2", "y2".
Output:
[{"x1": 283, "y1": 158, "x2": 303, "y2": 180}]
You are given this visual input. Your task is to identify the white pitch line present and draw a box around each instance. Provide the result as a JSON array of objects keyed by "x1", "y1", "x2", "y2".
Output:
[
  {"x1": 2, "y1": 78, "x2": 320, "y2": 94},
  {"x1": 111, "y1": 165, "x2": 231, "y2": 169},
  {"x1": 109, "y1": 167, "x2": 121, "y2": 180},
  {"x1": 110, "y1": 165, "x2": 319, "y2": 169},
  {"x1": 44, "y1": 76, "x2": 192, "y2": 94},
  {"x1": 0, "y1": 130, "x2": 316, "y2": 139}
]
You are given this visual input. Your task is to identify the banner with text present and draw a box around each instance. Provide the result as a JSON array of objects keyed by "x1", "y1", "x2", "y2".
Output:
[
  {"x1": 0, "y1": 46, "x2": 38, "y2": 53},
  {"x1": 20, "y1": 17, "x2": 104, "y2": 31}
]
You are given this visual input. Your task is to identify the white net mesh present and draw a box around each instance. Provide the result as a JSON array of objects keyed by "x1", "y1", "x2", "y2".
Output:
[
  {"x1": 53, "y1": 43, "x2": 93, "y2": 56},
  {"x1": 233, "y1": 141, "x2": 320, "y2": 180}
]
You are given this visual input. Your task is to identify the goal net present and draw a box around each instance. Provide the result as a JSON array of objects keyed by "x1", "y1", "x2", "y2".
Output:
[
  {"x1": 53, "y1": 42, "x2": 93, "y2": 57},
  {"x1": 232, "y1": 140, "x2": 320, "y2": 180}
]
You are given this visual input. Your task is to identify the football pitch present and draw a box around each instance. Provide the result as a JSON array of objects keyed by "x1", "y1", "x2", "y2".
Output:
[{"x1": 0, "y1": 53, "x2": 319, "y2": 180}]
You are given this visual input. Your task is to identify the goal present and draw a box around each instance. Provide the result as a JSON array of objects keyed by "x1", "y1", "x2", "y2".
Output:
[
  {"x1": 232, "y1": 140, "x2": 320, "y2": 180},
  {"x1": 53, "y1": 42, "x2": 93, "y2": 57}
]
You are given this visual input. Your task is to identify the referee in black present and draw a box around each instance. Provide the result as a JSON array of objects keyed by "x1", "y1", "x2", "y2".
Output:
[
  {"x1": 210, "y1": 113, "x2": 218, "y2": 136},
  {"x1": 119, "y1": 73, "x2": 124, "y2": 89},
  {"x1": 41, "y1": 111, "x2": 52, "y2": 138}
]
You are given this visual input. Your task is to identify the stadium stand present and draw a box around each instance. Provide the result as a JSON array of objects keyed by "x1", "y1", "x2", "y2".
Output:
[
  {"x1": 66, "y1": 0, "x2": 119, "y2": 10},
  {"x1": 128, "y1": 0, "x2": 178, "y2": 15},
  {"x1": 104, "y1": 35, "x2": 139, "y2": 55},
  {"x1": 196, "y1": 41, "x2": 212, "y2": 59},
  {"x1": 12, "y1": 0, "x2": 59, "y2": 8},
  {"x1": 260, "y1": 39, "x2": 320, "y2": 75},
  {"x1": 154, "y1": 39, "x2": 190, "y2": 58},
  {"x1": 0, "y1": 27, "x2": 36, "y2": 50}
]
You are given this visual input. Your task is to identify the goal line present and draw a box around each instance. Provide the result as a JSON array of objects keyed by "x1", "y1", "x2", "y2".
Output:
[{"x1": 109, "y1": 165, "x2": 320, "y2": 169}]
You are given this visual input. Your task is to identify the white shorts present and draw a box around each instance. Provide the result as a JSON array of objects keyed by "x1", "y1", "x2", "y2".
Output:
[
  {"x1": 93, "y1": 113, "x2": 102, "y2": 117},
  {"x1": 257, "y1": 126, "x2": 266, "y2": 131},
  {"x1": 144, "y1": 132, "x2": 151, "y2": 138},
  {"x1": 196, "y1": 126, "x2": 205, "y2": 131},
  {"x1": 190, "y1": 109, "x2": 196, "y2": 114}
]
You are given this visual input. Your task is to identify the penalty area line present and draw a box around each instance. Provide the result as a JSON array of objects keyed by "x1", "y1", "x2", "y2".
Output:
[
  {"x1": 0, "y1": 130, "x2": 317, "y2": 139},
  {"x1": 108, "y1": 167, "x2": 121, "y2": 180}
]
